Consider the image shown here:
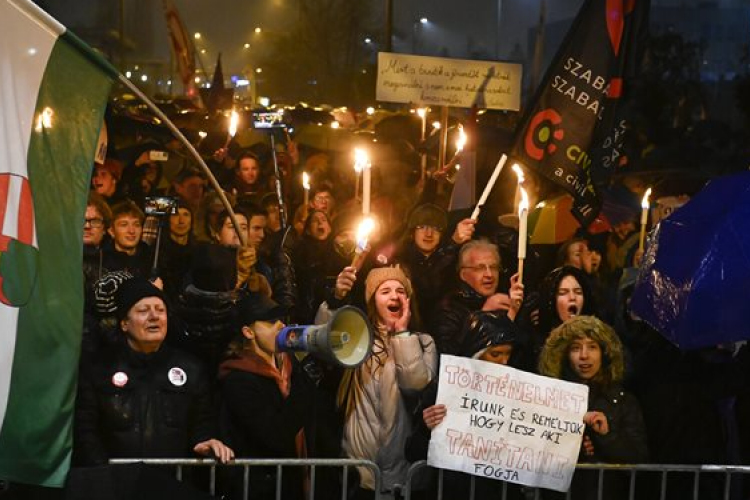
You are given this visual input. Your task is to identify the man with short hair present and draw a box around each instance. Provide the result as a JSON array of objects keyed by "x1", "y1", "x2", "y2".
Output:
[
  {"x1": 432, "y1": 239, "x2": 524, "y2": 356},
  {"x1": 83, "y1": 192, "x2": 113, "y2": 310},
  {"x1": 240, "y1": 203, "x2": 296, "y2": 315},
  {"x1": 102, "y1": 200, "x2": 150, "y2": 277},
  {"x1": 171, "y1": 167, "x2": 207, "y2": 212},
  {"x1": 394, "y1": 203, "x2": 475, "y2": 327}
]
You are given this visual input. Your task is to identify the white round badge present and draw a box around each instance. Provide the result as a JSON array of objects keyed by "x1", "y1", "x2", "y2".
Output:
[
  {"x1": 168, "y1": 367, "x2": 187, "y2": 387},
  {"x1": 111, "y1": 371, "x2": 129, "y2": 387}
]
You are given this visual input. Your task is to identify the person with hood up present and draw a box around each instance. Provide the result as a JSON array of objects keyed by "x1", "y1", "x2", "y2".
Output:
[
  {"x1": 527, "y1": 265, "x2": 598, "y2": 365},
  {"x1": 538, "y1": 315, "x2": 647, "y2": 500},
  {"x1": 218, "y1": 293, "x2": 315, "y2": 500},
  {"x1": 406, "y1": 311, "x2": 525, "y2": 499}
]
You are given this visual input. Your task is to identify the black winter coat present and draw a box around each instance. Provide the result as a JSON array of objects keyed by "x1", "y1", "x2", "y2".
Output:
[
  {"x1": 74, "y1": 343, "x2": 215, "y2": 465},
  {"x1": 432, "y1": 282, "x2": 486, "y2": 356},
  {"x1": 219, "y1": 355, "x2": 316, "y2": 500},
  {"x1": 394, "y1": 241, "x2": 460, "y2": 330}
]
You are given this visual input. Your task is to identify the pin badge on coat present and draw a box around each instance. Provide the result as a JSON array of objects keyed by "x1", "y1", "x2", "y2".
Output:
[{"x1": 168, "y1": 367, "x2": 187, "y2": 386}]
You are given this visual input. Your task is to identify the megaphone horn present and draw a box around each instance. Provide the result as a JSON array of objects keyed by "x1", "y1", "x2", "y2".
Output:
[{"x1": 276, "y1": 306, "x2": 374, "y2": 368}]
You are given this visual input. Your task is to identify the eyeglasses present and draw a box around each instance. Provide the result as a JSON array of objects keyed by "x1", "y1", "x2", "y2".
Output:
[
  {"x1": 461, "y1": 264, "x2": 500, "y2": 273},
  {"x1": 84, "y1": 218, "x2": 104, "y2": 228}
]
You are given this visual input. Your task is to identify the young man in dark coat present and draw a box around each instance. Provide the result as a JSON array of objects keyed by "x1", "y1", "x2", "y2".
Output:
[{"x1": 218, "y1": 293, "x2": 316, "y2": 500}]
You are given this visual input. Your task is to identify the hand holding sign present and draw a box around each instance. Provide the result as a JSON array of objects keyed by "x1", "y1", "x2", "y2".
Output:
[
  {"x1": 423, "y1": 404, "x2": 447, "y2": 430},
  {"x1": 583, "y1": 411, "x2": 609, "y2": 435}
]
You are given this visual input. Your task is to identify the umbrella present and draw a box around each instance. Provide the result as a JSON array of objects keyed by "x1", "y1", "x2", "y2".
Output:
[
  {"x1": 527, "y1": 195, "x2": 580, "y2": 245},
  {"x1": 630, "y1": 171, "x2": 750, "y2": 349}
]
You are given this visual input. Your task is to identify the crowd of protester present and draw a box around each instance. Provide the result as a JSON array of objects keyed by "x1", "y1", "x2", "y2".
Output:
[{"x1": 73, "y1": 125, "x2": 750, "y2": 500}]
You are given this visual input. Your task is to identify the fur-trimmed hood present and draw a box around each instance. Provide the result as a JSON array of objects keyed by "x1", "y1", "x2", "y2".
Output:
[{"x1": 539, "y1": 315, "x2": 624, "y2": 387}]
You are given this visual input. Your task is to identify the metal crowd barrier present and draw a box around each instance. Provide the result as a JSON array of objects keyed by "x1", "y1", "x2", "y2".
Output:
[
  {"x1": 402, "y1": 460, "x2": 750, "y2": 500},
  {"x1": 109, "y1": 458, "x2": 382, "y2": 499}
]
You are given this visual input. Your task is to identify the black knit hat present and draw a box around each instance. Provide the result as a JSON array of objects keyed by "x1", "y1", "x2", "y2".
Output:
[
  {"x1": 237, "y1": 292, "x2": 286, "y2": 326},
  {"x1": 115, "y1": 277, "x2": 166, "y2": 321},
  {"x1": 408, "y1": 203, "x2": 447, "y2": 233}
]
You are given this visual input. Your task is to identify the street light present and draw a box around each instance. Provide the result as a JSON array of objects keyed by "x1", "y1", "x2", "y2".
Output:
[{"x1": 412, "y1": 17, "x2": 429, "y2": 53}]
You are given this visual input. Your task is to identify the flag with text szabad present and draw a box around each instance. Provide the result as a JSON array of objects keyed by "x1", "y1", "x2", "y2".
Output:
[
  {"x1": 511, "y1": 0, "x2": 649, "y2": 225},
  {"x1": 0, "y1": 0, "x2": 114, "y2": 487}
]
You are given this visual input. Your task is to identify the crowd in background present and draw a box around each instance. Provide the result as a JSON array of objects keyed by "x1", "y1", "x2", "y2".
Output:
[{"x1": 74, "y1": 119, "x2": 750, "y2": 500}]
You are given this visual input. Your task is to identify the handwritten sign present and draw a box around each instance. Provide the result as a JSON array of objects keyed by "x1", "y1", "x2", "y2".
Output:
[
  {"x1": 427, "y1": 355, "x2": 588, "y2": 492},
  {"x1": 376, "y1": 52, "x2": 522, "y2": 111}
]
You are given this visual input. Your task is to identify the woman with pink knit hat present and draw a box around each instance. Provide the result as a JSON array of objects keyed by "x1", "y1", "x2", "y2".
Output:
[{"x1": 332, "y1": 265, "x2": 438, "y2": 500}]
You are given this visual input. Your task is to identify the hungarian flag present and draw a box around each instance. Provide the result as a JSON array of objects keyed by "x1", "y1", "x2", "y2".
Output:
[
  {"x1": 0, "y1": 0, "x2": 115, "y2": 487},
  {"x1": 511, "y1": 0, "x2": 649, "y2": 225}
]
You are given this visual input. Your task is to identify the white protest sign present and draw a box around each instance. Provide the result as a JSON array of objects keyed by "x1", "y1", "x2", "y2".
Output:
[
  {"x1": 427, "y1": 355, "x2": 588, "y2": 492},
  {"x1": 376, "y1": 52, "x2": 522, "y2": 111}
]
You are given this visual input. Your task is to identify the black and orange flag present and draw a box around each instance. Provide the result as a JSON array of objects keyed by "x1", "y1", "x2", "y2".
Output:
[{"x1": 511, "y1": 0, "x2": 650, "y2": 226}]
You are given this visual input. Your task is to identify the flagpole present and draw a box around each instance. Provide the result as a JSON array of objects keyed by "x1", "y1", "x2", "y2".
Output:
[{"x1": 117, "y1": 73, "x2": 247, "y2": 247}]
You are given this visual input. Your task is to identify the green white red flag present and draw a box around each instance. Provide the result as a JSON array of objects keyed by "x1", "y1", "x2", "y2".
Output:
[{"x1": 0, "y1": 0, "x2": 115, "y2": 487}]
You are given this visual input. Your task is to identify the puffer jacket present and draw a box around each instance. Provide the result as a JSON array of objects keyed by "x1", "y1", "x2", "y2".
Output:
[
  {"x1": 74, "y1": 342, "x2": 215, "y2": 465},
  {"x1": 341, "y1": 332, "x2": 438, "y2": 492},
  {"x1": 432, "y1": 281, "x2": 486, "y2": 356}
]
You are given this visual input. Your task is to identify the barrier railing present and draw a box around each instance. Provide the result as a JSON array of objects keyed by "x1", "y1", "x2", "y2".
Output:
[
  {"x1": 109, "y1": 458, "x2": 381, "y2": 500},
  {"x1": 402, "y1": 460, "x2": 750, "y2": 500}
]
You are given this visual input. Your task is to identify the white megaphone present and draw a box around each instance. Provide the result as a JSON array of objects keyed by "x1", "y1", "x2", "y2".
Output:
[{"x1": 275, "y1": 306, "x2": 374, "y2": 368}]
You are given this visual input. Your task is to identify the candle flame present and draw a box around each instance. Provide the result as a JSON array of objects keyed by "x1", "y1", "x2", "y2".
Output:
[
  {"x1": 228, "y1": 110, "x2": 239, "y2": 137},
  {"x1": 302, "y1": 172, "x2": 310, "y2": 190},
  {"x1": 354, "y1": 148, "x2": 368, "y2": 173},
  {"x1": 512, "y1": 163, "x2": 525, "y2": 184},
  {"x1": 518, "y1": 187, "x2": 530, "y2": 215},
  {"x1": 455, "y1": 125, "x2": 467, "y2": 152},
  {"x1": 356, "y1": 217, "x2": 375, "y2": 250},
  {"x1": 641, "y1": 187, "x2": 652, "y2": 209}
]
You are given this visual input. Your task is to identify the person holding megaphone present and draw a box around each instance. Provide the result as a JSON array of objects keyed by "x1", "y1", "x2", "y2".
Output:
[
  {"x1": 323, "y1": 265, "x2": 438, "y2": 500},
  {"x1": 217, "y1": 293, "x2": 316, "y2": 500}
]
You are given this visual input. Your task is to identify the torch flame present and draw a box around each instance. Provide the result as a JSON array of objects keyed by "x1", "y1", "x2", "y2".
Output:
[
  {"x1": 416, "y1": 107, "x2": 427, "y2": 119},
  {"x1": 302, "y1": 172, "x2": 310, "y2": 190},
  {"x1": 512, "y1": 163, "x2": 525, "y2": 184},
  {"x1": 354, "y1": 148, "x2": 368, "y2": 173},
  {"x1": 356, "y1": 217, "x2": 375, "y2": 251},
  {"x1": 641, "y1": 187, "x2": 652, "y2": 209},
  {"x1": 455, "y1": 125, "x2": 467, "y2": 152},
  {"x1": 228, "y1": 110, "x2": 239, "y2": 137},
  {"x1": 518, "y1": 187, "x2": 530, "y2": 215}
]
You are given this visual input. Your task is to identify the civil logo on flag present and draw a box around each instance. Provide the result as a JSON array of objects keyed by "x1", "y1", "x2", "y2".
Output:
[
  {"x1": 511, "y1": 0, "x2": 650, "y2": 226},
  {"x1": 0, "y1": 0, "x2": 116, "y2": 488}
]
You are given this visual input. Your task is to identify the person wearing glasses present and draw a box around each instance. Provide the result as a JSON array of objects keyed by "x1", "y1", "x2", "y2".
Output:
[
  {"x1": 393, "y1": 203, "x2": 475, "y2": 329},
  {"x1": 432, "y1": 239, "x2": 524, "y2": 356},
  {"x1": 83, "y1": 192, "x2": 113, "y2": 294}
]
